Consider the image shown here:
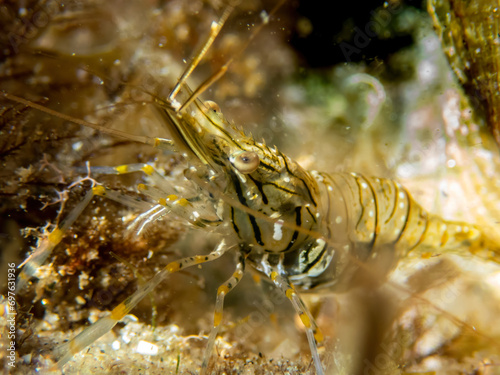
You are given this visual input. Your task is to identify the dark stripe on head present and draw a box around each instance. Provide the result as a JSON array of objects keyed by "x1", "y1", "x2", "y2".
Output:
[
  {"x1": 279, "y1": 151, "x2": 317, "y2": 207},
  {"x1": 229, "y1": 170, "x2": 264, "y2": 246},
  {"x1": 284, "y1": 206, "x2": 302, "y2": 252},
  {"x1": 230, "y1": 170, "x2": 248, "y2": 206},
  {"x1": 259, "y1": 160, "x2": 280, "y2": 172},
  {"x1": 249, "y1": 214, "x2": 264, "y2": 246},
  {"x1": 248, "y1": 175, "x2": 268, "y2": 205},
  {"x1": 305, "y1": 206, "x2": 316, "y2": 224},
  {"x1": 230, "y1": 207, "x2": 241, "y2": 238},
  {"x1": 264, "y1": 182, "x2": 299, "y2": 196}
]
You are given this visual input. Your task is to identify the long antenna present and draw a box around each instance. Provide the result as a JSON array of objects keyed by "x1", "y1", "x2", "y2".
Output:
[
  {"x1": 173, "y1": 0, "x2": 288, "y2": 113},
  {"x1": 2, "y1": 91, "x2": 157, "y2": 146},
  {"x1": 168, "y1": 3, "x2": 236, "y2": 104}
]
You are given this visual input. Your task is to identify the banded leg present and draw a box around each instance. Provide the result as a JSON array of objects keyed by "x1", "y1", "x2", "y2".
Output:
[
  {"x1": 137, "y1": 184, "x2": 221, "y2": 228},
  {"x1": 17, "y1": 189, "x2": 93, "y2": 290},
  {"x1": 201, "y1": 256, "x2": 246, "y2": 375},
  {"x1": 77, "y1": 163, "x2": 182, "y2": 196},
  {"x1": 84, "y1": 163, "x2": 221, "y2": 227},
  {"x1": 54, "y1": 240, "x2": 230, "y2": 368},
  {"x1": 263, "y1": 263, "x2": 325, "y2": 375},
  {"x1": 17, "y1": 185, "x2": 152, "y2": 290}
]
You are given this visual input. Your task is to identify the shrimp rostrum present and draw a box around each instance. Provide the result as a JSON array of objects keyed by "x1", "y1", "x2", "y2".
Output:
[{"x1": 7, "y1": 6, "x2": 500, "y2": 375}]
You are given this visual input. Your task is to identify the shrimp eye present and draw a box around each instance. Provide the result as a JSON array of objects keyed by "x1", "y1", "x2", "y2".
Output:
[
  {"x1": 204, "y1": 100, "x2": 221, "y2": 114},
  {"x1": 230, "y1": 151, "x2": 260, "y2": 174}
]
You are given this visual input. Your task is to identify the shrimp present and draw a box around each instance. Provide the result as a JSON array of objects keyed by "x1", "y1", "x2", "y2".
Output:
[{"x1": 2, "y1": 1, "x2": 500, "y2": 374}]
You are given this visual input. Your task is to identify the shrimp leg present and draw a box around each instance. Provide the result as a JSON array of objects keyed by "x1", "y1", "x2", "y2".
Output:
[
  {"x1": 54, "y1": 239, "x2": 230, "y2": 368},
  {"x1": 201, "y1": 255, "x2": 246, "y2": 374},
  {"x1": 261, "y1": 261, "x2": 325, "y2": 375}
]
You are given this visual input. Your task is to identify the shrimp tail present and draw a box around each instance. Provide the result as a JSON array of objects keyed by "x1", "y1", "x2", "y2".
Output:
[{"x1": 417, "y1": 215, "x2": 500, "y2": 263}]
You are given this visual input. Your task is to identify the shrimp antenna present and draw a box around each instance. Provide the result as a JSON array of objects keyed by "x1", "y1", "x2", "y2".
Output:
[
  {"x1": 1, "y1": 91, "x2": 158, "y2": 147},
  {"x1": 171, "y1": 0, "x2": 288, "y2": 113}
]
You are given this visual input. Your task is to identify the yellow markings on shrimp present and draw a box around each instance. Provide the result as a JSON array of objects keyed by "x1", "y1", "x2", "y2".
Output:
[
  {"x1": 92, "y1": 185, "x2": 106, "y2": 196},
  {"x1": 166, "y1": 195, "x2": 189, "y2": 206},
  {"x1": 299, "y1": 312, "x2": 311, "y2": 328},
  {"x1": 270, "y1": 271, "x2": 278, "y2": 281},
  {"x1": 440, "y1": 230, "x2": 449, "y2": 247},
  {"x1": 115, "y1": 165, "x2": 130, "y2": 174},
  {"x1": 158, "y1": 198, "x2": 167, "y2": 206},
  {"x1": 456, "y1": 226, "x2": 478, "y2": 241},
  {"x1": 141, "y1": 164, "x2": 154, "y2": 176},
  {"x1": 314, "y1": 329, "x2": 324, "y2": 343},
  {"x1": 285, "y1": 288, "x2": 295, "y2": 300},
  {"x1": 110, "y1": 302, "x2": 128, "y2": 321},
  {"x1": 195, "y1": 255, "x2": 207, "y2": 264},
  {"x1": 213, "y1": 311, "x2": 223, "y2": 327},
  {"x1": 48, "y1": 228, "x2": 64, "y2": 244},
  {"x1": 166, "y1": 261, "x2": 181, "y2": 273},
  {"x1": 176, "y1": 198, "x2": 190, "y2": 207},
  {"x1": 218, "y1": 285, "x2": 229, "y2": 295},
  {"x1": 138, "y1": 183, "x2": 147, "y2": 191}
]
